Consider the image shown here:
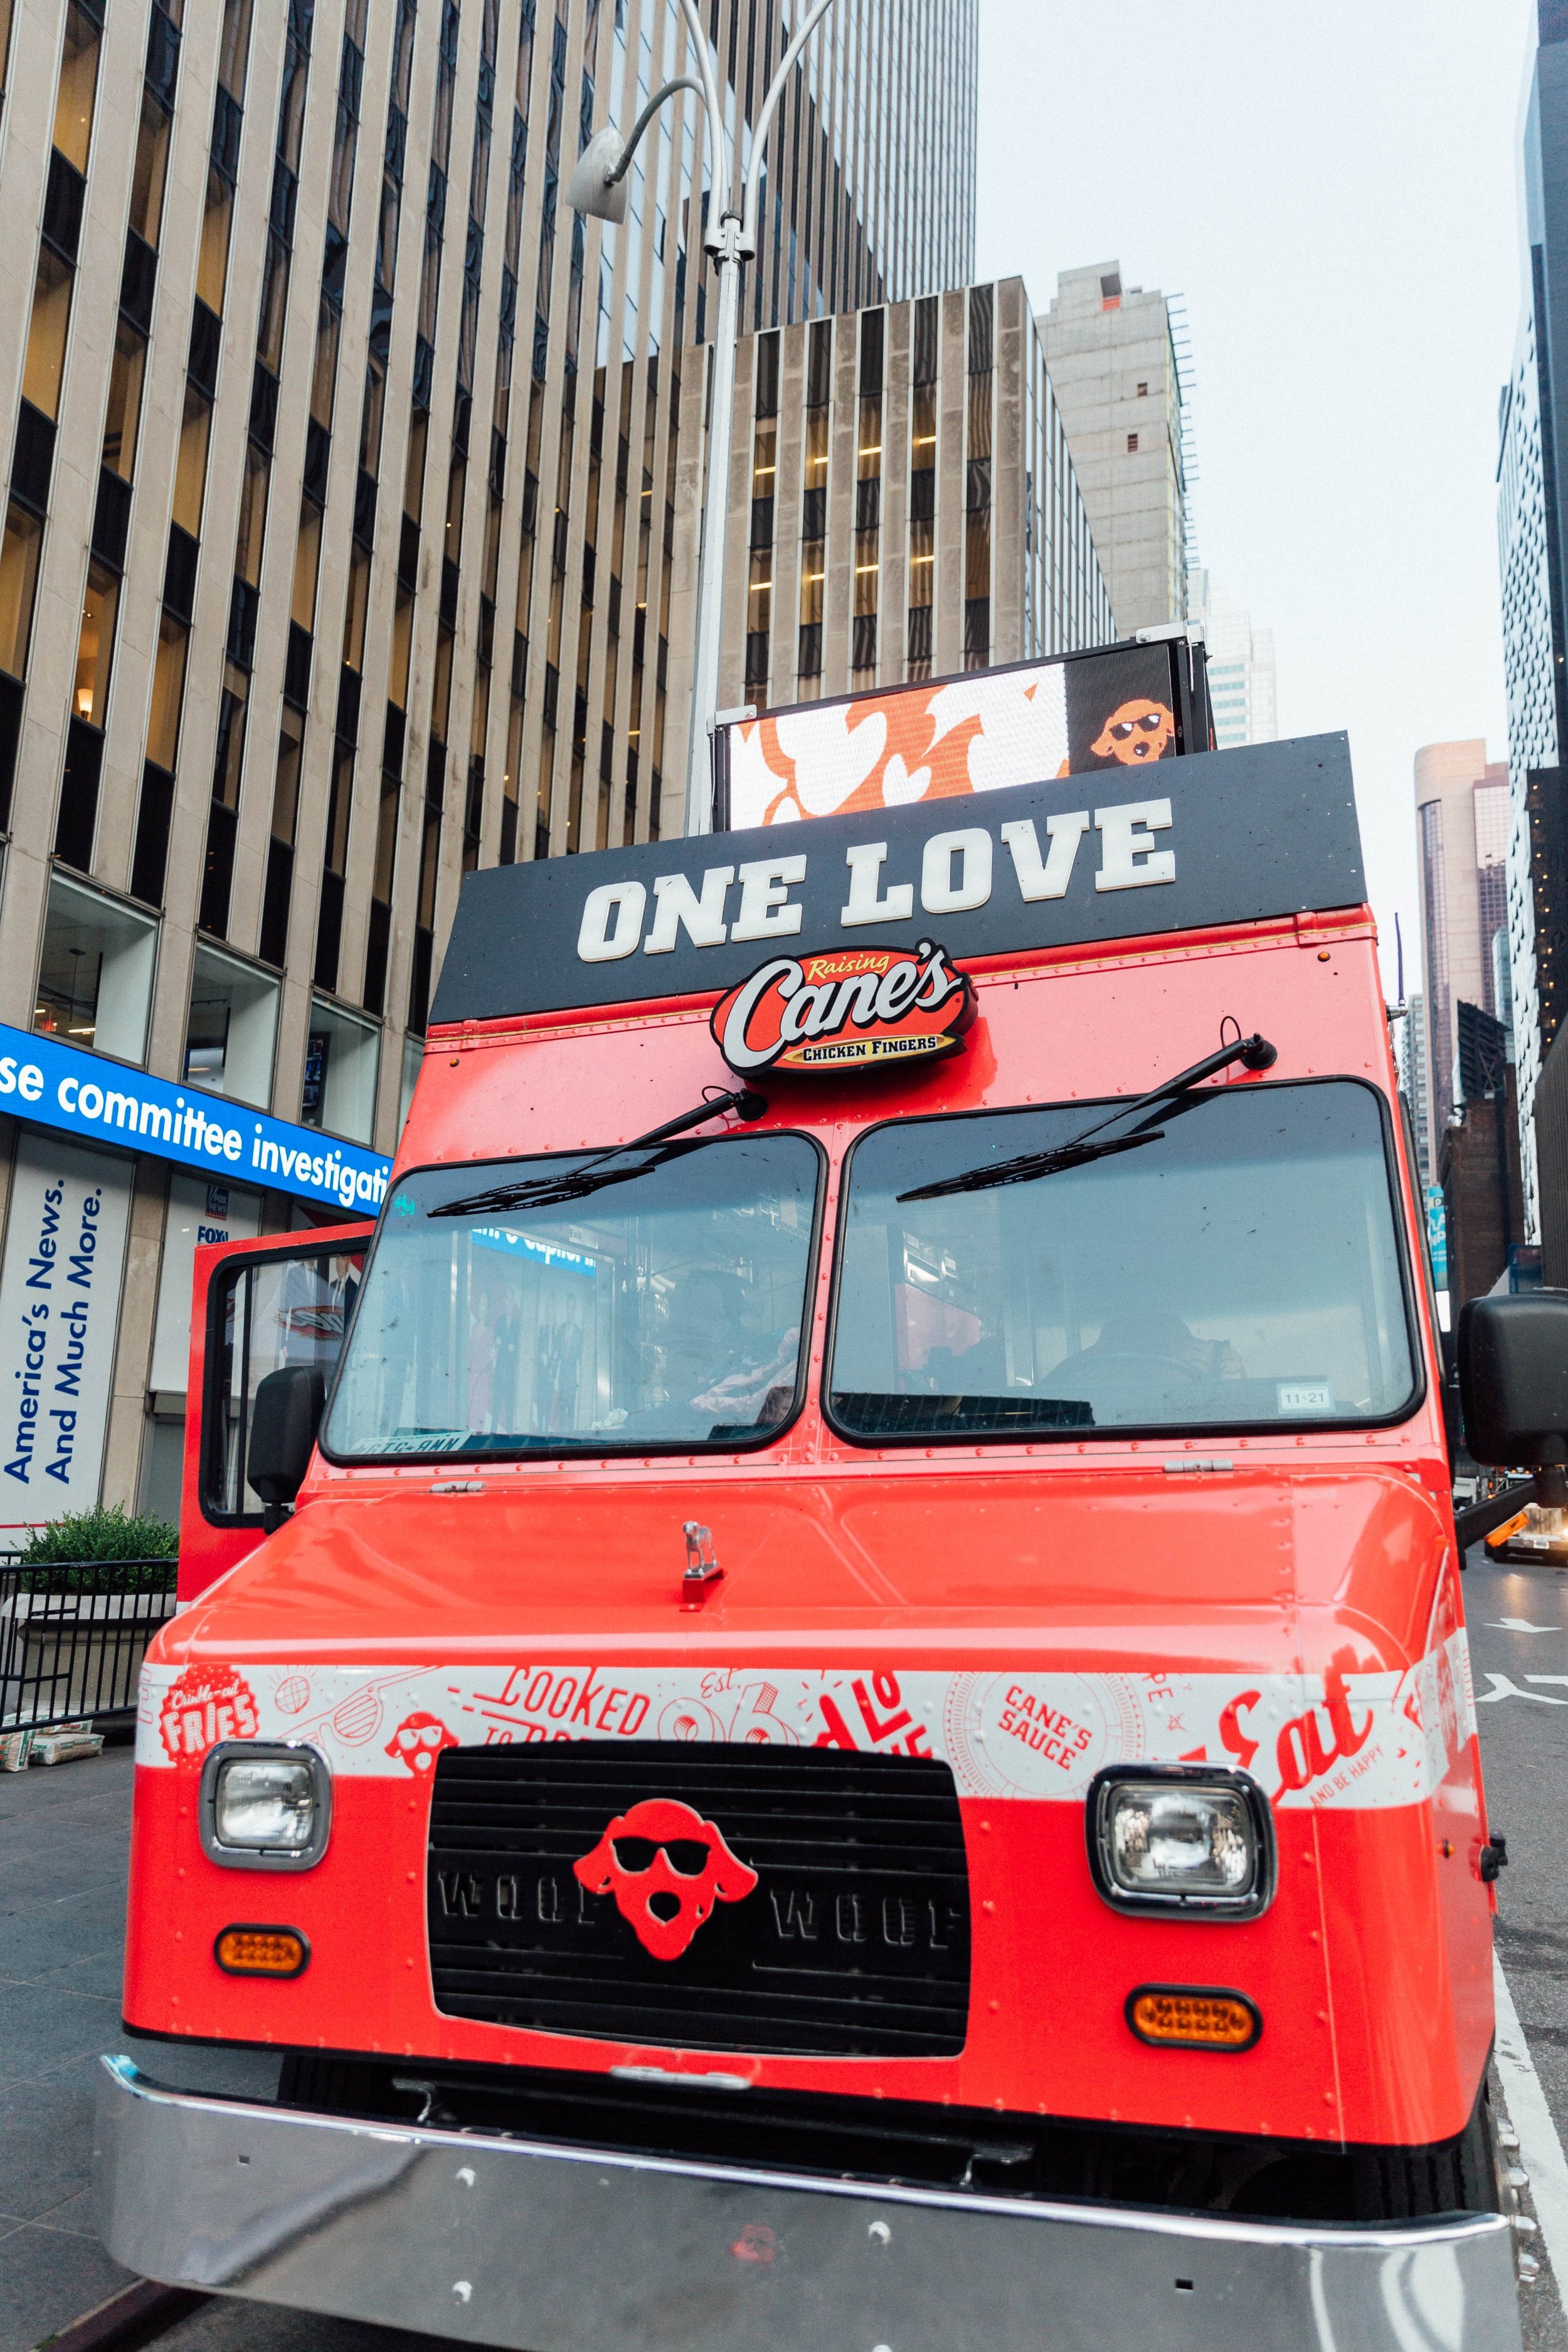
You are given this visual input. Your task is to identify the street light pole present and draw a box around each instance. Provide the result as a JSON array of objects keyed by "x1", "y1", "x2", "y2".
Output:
[{"x1": 569, "y1": 0, "x2": 840, "y2": 837}]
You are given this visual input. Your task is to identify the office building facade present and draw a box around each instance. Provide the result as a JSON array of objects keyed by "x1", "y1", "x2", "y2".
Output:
[
  {"x1": 1187, "y1": 567, "x2": 1274, "y2": 750},
  {"x1": 0, "y1": 0, "x2": 978, "y2": 1522},
  {"x1": 674, "y1": 276, "x2": 1115, "y2": 724},
  {"x1": 1037, "y1": 260, "x2": 1188, "y2": 639},
  {"x1": 1396, "y1": 987, "x2": 1432, "y2": 1189},
  {"x1": 1498, "y1": 1, "x2": 1568, "y2": 1229},
  {"x1": 1414, "y1": 740, "x2": 1511, "y2": 1178}
]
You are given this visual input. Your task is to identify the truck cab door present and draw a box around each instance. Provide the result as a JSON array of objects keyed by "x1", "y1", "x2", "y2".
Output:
[{"x1": 179, "y1": 1223, "x2": 373, "y2": 1603}]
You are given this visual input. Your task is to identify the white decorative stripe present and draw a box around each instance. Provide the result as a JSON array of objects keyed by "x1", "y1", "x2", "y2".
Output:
[{"x1": 136, "y1": 1635, "x2": 1475, "y2": 1813}]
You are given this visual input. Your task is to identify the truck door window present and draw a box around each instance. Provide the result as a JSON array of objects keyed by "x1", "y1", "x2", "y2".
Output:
[
  {"x1": 829, "y1": 1080, "x2": 1418, "y2": 1442},
  {"x1": 320, "y1": 1135, "x2": 820, "y2": 1460},
  {"x1": 205, "y1": 1249, "x2": 364, "y2": 1518}
]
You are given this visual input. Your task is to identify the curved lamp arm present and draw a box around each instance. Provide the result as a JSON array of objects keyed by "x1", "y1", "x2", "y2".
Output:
[
  {"x1": 739, "y1": 0, "x2": 835, "y2": 254},
  {"x1": 674, "y1": 0, "x2": 728, "y2": 250},
  {"x1": 566, "y1": 76, "x2": 709, "y2": 226},
  {"x1": 607, "y1": 77, "x2": 707, "y2": 184}
]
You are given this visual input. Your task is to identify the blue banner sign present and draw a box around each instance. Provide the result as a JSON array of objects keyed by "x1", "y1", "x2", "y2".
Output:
[
  {"x1": 0, "y1": 1022, "x2": 391, "y2": 1216},
  {"x1": 1426, "y1": 1183, "x2": 1448, "y2": 1289}
]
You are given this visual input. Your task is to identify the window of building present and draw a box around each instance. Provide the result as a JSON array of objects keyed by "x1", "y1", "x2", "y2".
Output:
[
  {"x1": 33, "y1": 871, "x2": 157, "y2": 1062},
  {"x1": 399, "y1": 1032, "x2": 423, "y2": 1133},
  {"x1": 291, "y1": 497, "x2": 322, "y2": 630},
  {"x1": 908, "y1": 299, "x2": 938, "y2": 685},
  {"x1": 23, "y1": 246, "x2": 73, "y2": 418},
  {"x1": 216, "y1": 0, "x2": 255, "y2": 103},
  {"x1": 101, "y1": 321, "x2": 146, "y2": 481},
  {"x1": 1136, "y1": 381, "x2": 1148, "y2": 398},
  {"x1": 172, "y1": 388, "x2": 211, "y2": 536},
  {"x1": 260, "y1": 706, "x2": 304, "y2": 967},
  {"x1": 302, "y1": 997, "x2": 380, "y2": 1143},
  {"x1": 341, "y1": 542, "x2": 370, "y2": 671},
  {"x1": 854, "y1": 310, "x2": 884, "y2": 680},
  {"x1": 1127, "y1": 432, "x2": 1138, "y2": 453},
  {"x1": 52, "y1": 1, "x2": 102, "y2": 173},
  {"x1": 747, "y1": 332, "x2": 779, "y2": 702},
  {"x1": 965, "y1": 286, "x2": 993, "y2": 673},
  {"x1": 129, "y1": 88, "x2": 172, "y2": 247},
  {"x1": 72, "y1": 558, "x2": 118, "y2": 724},
  {"x1": 144, "y1": 610, "x2": 188, "y2": 771},
  {"x1": 184, "y1": 941, "x2": 280, "y2": 1107},
  {"x1": 196, "y1": 165, "x2": 234, "y2": 313},
  {"x1": 0, "y1": 501, "x2": 43, "y2": 678},
  {"x1": 233, "y1": 442, "x2": 268, "y2": 586}
]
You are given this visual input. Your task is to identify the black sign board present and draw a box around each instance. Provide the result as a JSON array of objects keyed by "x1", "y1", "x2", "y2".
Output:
[{"x1": 430, "y1": 733, "x2": 1365, "y2": 1027}]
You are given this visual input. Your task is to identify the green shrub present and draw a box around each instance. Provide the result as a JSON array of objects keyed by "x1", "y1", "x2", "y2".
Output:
[{"x1": 13, "y1": 1506, "x2": 178, "y2": 1592}]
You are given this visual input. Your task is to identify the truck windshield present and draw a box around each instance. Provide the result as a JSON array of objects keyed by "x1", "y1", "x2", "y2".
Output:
[
  {"x1": 828, "y1": 1081, "x2": 1417, "y2": 1441},
  {"x1": 322, "y1": 1135, "x2": 820, "y2": 1459}
]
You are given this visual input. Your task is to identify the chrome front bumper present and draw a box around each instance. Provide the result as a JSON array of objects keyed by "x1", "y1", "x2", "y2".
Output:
[{"x1": 95, "y1": 2057, "x2": 1523, "y2": 2352}]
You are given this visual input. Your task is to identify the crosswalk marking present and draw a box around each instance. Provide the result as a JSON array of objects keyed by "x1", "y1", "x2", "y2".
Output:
[{"x1": 1476, "y1": 1672, "x2": 1568, "y2": 1704}]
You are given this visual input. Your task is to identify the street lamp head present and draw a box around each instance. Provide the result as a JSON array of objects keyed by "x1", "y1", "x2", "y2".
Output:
[{"x1": 566, "y1": 127, "x2": 629, "y2": 224}]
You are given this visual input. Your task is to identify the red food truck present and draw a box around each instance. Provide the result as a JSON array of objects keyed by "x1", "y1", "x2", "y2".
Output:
[{"x1": 98, "y1": 683, "x2": 1544, "y2": 2351}]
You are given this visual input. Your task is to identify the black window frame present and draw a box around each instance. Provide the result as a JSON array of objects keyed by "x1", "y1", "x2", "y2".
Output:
[
  {"x1": 820, "y1": 1074, "x2": 1426, "y2": 1452},
  {"x1": 316, "y1": 1131, "x2": 829, "y2": 1471}
]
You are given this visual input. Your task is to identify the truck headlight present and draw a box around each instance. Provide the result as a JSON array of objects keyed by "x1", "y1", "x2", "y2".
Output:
[
  {"x1": 1087, "y1": 1766, "x2": 1273, "y2": 1919},
  {"x1": 199, "y1": 1743, "x2": 332, "y2": 1871}
]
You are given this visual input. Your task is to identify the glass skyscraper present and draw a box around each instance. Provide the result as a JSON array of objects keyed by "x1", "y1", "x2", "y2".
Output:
[{"x1": 1498, "y1": 0, "x2": 1568, "y2": 1229}]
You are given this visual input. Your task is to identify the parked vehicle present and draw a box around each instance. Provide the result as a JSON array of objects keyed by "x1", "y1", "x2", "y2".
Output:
[{"x1": 99, "y1": 700, "x2": 1539, "y2": 2351}]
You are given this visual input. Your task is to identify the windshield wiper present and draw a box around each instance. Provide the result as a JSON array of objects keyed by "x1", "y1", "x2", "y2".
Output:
[
  {"x1": 897, "y1": 1034, "x2": 1277, "y2": 1202},
  {"x1": 429, "y1": 1086, "x2": 769, "y2": 1218}
]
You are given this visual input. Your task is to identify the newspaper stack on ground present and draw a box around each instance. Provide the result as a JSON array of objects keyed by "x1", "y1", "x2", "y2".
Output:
[{"x1": 29, "y1": 1723, "x2": 103, "y2": 1766}]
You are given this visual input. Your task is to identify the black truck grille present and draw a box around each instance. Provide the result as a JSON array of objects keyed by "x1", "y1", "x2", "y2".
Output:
[{"x1": 426, "y1": 1742, "x2": 970, "y2": 2057}]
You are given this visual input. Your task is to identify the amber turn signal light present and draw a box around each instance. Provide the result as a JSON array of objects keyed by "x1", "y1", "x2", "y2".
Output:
[
  {"x1": 215, "y1": 1925, "x2": 309, "y2": 1978},
  {"x1": 1126, "y1": 1984, "x2": 1260, "y2": 2052}
]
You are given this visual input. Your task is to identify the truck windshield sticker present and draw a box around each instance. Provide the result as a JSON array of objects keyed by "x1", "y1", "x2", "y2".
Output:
[
  {"x1": 135, "y1": 1640, "x2": 1478, "y2": 1816},
  {"x1": 430, "y1": 734, "x2": 1364, "y2": 1027},
  {"x1": 471, "y1": 1226, "x2": 596, "y2": 1278},
  {"x1": 1277, "y1": 1380, "x2": 1333, "y2": 1412},
  {"x1": 712, "y1": 943, "x2": 975, "y2": 1076}
]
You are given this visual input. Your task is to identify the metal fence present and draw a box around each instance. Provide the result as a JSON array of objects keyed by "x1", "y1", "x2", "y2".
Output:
[{"x1": 0, "y1": 1557, "x2": 177, "y2": 1732}]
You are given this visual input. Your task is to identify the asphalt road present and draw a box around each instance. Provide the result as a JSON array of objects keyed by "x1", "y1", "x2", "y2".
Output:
[
  {"x1": 11, "y1": 1565, "x2": 1568, "y2": 2352},
  {"x1": 1467, "y1": 1541, "x2": 1568, "y2": 2352}
]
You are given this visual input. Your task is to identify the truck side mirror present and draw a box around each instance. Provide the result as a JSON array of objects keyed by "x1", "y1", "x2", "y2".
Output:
[
  {"x1": 1457, "y1": 1293, "x2": 1568, "y2": 1503},
  {"x1": 248, "y1": 1365, "x2": 327, "y2": 1525}
]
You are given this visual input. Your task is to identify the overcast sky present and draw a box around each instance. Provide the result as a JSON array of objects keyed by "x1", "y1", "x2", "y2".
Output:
[{"x1": 975, "y1": 0, "x2": 1535, "y2": 997}]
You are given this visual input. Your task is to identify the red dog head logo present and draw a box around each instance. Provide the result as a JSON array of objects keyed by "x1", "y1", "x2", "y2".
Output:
[
  {"x1": 384, "y1": 1711, "x2": 460, "y2": 1774},
  {"x1": 573, "y1": 1797, "x2": 758, "y2": 1960}
]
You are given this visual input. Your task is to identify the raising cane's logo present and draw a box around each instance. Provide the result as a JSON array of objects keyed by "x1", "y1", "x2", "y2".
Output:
[
  {"x1": 158, "y1": 1662, "x2": 260, "y2": 1762},
  {"x1": 573, "y1": 1796, "x2": 758, "y2": 1960},
  {"x1": 711, "y1": 941, "x2": 975, "y2": 1077}
]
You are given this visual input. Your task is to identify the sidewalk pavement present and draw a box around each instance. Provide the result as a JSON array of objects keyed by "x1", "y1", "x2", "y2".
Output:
[
  {"x1": 0, "y1": 1741, "x2": 458, "y2": 2352},
  {"x1": 0, "y1": 1742, "x2": 137, "y2": 2352}
]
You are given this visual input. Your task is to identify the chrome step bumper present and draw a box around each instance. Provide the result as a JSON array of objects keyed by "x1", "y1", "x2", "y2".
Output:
[{"x1": 94, "y1": 2056, "x2": 1523, "y2": 2352}]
